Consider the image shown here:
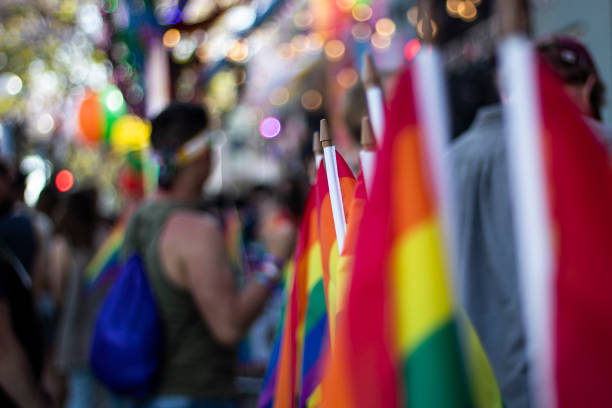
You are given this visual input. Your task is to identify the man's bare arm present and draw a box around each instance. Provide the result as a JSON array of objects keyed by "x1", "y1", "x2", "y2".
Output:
[{"x1": 179, "y1": 215, "x2": 272, "y2": 347}]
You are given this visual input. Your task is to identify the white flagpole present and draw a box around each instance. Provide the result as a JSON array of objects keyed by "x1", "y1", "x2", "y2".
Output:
[
  {"x1": 363, "y1": 54, "x2": 385, "y2": 146},
  {"x1": 359, "y1": 116, "x2": 376, "y2": 197},
  {"x1": 497, "y1": 2, "x2": 555, "y2": 407},
  {"x1": 499, "y1": 37, "x2": 555, "y2": 408},
  {"x1": 320, "y1": 119, "x2": 347, "y2": 253},
  {"x1": 413, "y1": 36, "x2": 462, "y2": 309}
]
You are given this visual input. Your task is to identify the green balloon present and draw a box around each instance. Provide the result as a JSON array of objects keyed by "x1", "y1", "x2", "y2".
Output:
[{"x1": 101, "y1": 85, "x2": 127, "y2": 144}]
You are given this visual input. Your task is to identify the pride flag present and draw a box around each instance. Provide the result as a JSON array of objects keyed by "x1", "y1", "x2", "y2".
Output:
[
  {"x1": 259, "y1": 189, "x2": 321, "y2": 408},
  {"x1": 499, "y1": 38, "x2": 612, "y2": 407},
  {"x1": 330, "y1": 66, "x2": 502, "y2": 407},
  {"x1": 315, "y1": 152, "x2": 356, "y2": 337},
  {"x1": 300, "y1": 152, "x2": 355, "y2": 407},
  {"x1": 83, "y1": 221, "x2": 126, "y2": 292},
  {"x1": 537, "y1": 60, "x2": 612, "y2": 407}
]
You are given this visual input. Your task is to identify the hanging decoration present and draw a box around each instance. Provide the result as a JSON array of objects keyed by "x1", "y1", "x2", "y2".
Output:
[
  {"x1": 109, "y1": 114, "x2": 151, "y2": 154},
  {"x1": 101, "y1": 85, "x2": 128, "y2": 143},
  {"x1": 78, "y1": 91, "x2": 105, "y2": 144}
]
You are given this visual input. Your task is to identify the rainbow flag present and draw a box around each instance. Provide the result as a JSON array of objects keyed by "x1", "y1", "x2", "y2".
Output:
[
  {"x1": 314, "y1": 151, "x2": 356, "y2": 338},
  {"x1": 83, "y1": 221, "x2": 126, "y2": 292},
  {"x1": 328, "y1": 66, "x2": 502, "y2": 407},
  {"x1": 259, "y1": 262, "x2": 294, "y2": 408},
  {"x1": 299, "y1": 152, "x2": 356, "y2": 407},
  {"x1": 259, "y1": 190, "x2": 320, "y2": 408},
  {"x1": 334, "y1": 170, "x2": 366, "y2": 316}
]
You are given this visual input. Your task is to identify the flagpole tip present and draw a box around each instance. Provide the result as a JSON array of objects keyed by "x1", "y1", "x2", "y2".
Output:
[
  {"x1": 320, "y1": 119, "x2": 333, "y2": 148},
  {"x1": 362, "y1": 53, "x2": 380, "y2": 89},
  {"x1": 313, "y1": 131, "x2": 323, "y2": 154},
  {"x1": 361, "y1": 117, "x2": 376, "y2": 151}
]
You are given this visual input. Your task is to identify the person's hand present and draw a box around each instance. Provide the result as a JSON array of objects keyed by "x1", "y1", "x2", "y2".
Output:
[{"x1": 260, "y1": 213, "x2": 296, "y2": 262}]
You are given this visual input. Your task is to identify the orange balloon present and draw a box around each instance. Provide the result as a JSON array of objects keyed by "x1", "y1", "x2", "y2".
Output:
[{"x1": 78, "y1": 91, "x2": 105, "y2": 143}]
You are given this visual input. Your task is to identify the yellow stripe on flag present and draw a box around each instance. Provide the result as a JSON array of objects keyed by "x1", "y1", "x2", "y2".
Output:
[
  {"x1": 391, "y1": 218, "x2": 453, "y2": 355},
  {"x1": 327, "y1": 240, "x2": 340, "y2": 339},
  {"x1": 306, "y1": 243, "x2": 323, "y2": 291},
  {"x1": 306, "y1": 385, "x2": 322, "y2": 408},
  {"x1": 459, "y1": 310, "x2": 504, "y2": 408}
]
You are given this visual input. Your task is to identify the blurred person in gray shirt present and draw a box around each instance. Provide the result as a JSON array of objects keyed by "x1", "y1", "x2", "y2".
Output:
[{"x1": 449, "y1": 37, "x2": 610, "y2": 408}]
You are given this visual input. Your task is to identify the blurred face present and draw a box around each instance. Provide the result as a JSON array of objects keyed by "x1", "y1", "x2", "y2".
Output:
[{"x1": 563, "y1": 75, "x2": 597, "y2": 119}]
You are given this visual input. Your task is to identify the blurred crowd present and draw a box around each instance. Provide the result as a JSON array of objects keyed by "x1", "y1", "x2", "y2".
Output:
[
  {"x1": 1, "y1": 27, "x2": 612, "y2": 408},
  {"x1": 0, "y1": 104, "x2": 301, "y2": 408}
]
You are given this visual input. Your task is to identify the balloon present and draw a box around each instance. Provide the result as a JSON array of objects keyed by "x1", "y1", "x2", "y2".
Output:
[
  {"x1": 78, "y1": 91, "x2": 105, "y2": 143},
  {"x1": 101, "y1": 85, "x2": 127, "y2": 144},
  {"x1": 110, "y1": 114, "x2": 151, "y2": 154}
]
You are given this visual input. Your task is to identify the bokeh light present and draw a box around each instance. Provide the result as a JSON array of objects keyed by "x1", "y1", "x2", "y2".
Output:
[
  {"x1": 404, "y1": 39, "x2": 421, "y2": 61},
  {"x1": 324, "y1": 40, "x2": 346, "y2": 61},
  {"x1": 163, "y1": 29, "x2": 181, "y2": 48},
  {"x1": 293, "y1": 10, "x2": 313, "y2": 29},
  {"x1": 36, "y1": 114, "x2": 55, "y2": 134},
  {"x1": 277, "y1": 43, "x2": 295, "y2": 60},
  {"x1": 308, "y1": 33, "x2": 325, "y2": 51},
  {"x1": 56, "y1": 170, "x2": 75, "y2": 193},
  {"x1": 336, "y1": 0, "x2": 356, "y2": 12},
  {"x1": 269, "y1": 87, "x2": 290, "y2": 106},
  {"x1": 6, "y1": 74, "x2": 23, "y2": 95},
  {"x1": 458, "y1": 1, "x2": 478, "y2": 21},
  {"x1": 173, "y1": 37, "x2": 198, "y2": 62},
  {"x1": 337, "y1": 68, "x2": 358, "y2": 89},
  {"x1": 227, "y1": 41, "x2": 249, "y2": 62},
  {"x1": 406, "y1": 6, "x2": 419, "y2": 26},
  {"x1": 446, "y1": 0, "x2": 461, "y2": 17},
  {"x1": 371, "y1": 33, "x2": 391, "y2": 49},
  {"x1": 352, "y1": 4, "x2": 373, "y2": 22},
  {"x1": 301, "y1": 90, "x2": 323, "y2": 111},
  {"x1": 375, "y1": 18, "x2": 396, "y2": 37},
  {"x1": 259, "y1": 117, "x2": 282, "y2": 139},
  {"x1": 351, "y1": 23, "x2": 372, "y2": 42},
  {"x1": 291, "y1": 35, "x2": 310, "y2": 53},
  {"x1": 225, "y1": 6, "x2": 256, "y2": 31},
  {"x1": 105, "y1": 88, "x2": 125, "y2": 111}
]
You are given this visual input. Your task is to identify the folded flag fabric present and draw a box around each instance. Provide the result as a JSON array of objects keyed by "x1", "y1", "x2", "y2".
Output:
[
  {"x1": 535, "y1": 60, "x2": 612, "y2": 407},
  {"x1": 259, "y1": 257, "x2": 295, "y2": 408},
  {"x1": 259, "y1": 188, "x2": 321, "y2": 408},
  {"x1": 315, "y1": 152, "x2": 357, "y2": 338},
  {"x1": 83, "y1": 220, "x2": 126, "y2": 292},
  {"x1": 300, "y1": 152, "x2": 356, "y2": 408},
  {"x1": 329, "y1": 65, "x2": 502, "y2": 408}
]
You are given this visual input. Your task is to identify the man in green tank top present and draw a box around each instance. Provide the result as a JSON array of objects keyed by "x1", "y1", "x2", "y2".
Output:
[{"x1": 122, "y1": 103, "x2": 294, "y2": 408}]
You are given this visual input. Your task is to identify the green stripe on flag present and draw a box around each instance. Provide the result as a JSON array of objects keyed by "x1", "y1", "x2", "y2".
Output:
[
  {"x1": 402, "y1": 319, "x2": 472, "y2": 408},
  {"x1": 304, "y1": 280, "x2": 326, "y2": 332}
]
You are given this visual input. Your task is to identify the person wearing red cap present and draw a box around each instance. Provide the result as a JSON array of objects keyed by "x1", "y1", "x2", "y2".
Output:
[
  {"x1": 449, "y1": 37, "x2": 610, "y2": 408},
  {"x1": 538, "y1": 36, "x2": 612, "y2": 149},
  {"x1": 538, "y1": 36, "x2": 606, "y2": 121}
]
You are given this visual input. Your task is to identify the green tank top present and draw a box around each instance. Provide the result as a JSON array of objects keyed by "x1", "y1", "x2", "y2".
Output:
[{"x1": 122, "y1": 200, "x2": 236, "y2": 398}]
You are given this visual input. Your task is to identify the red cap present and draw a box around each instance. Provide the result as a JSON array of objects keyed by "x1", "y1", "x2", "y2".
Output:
[{"x1": 537, "y1": 36, "x2": 599, "y2": 81}]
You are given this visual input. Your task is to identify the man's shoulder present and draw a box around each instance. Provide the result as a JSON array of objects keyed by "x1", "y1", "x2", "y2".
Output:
[
  {"x1": 450, "y1": 125, "x2": 505, "y2": 163},
  {"x1": 165, "y1": 209, "x2": 219, "y2": 242}
]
